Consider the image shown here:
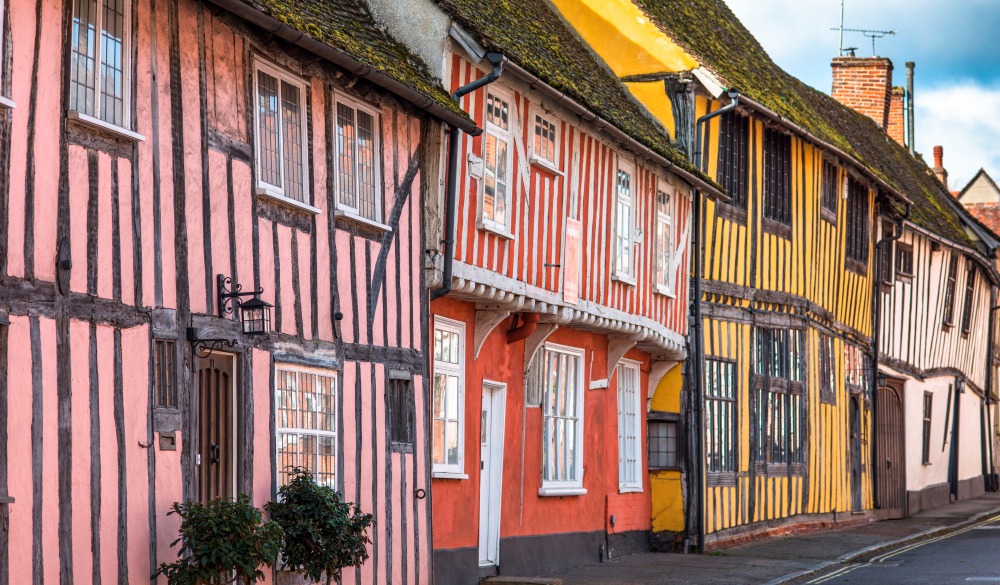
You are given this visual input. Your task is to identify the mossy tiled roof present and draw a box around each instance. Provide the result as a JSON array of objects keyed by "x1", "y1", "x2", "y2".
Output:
[
  {"x1": 433, "y1": 0, "x2": 709, "y2": 180},
  {"x1": 236, "y1": 0, "x2": 467, "y2": 119},
  {"x1": 634, "y1": 0, "x2": 979, "y2": 250}
]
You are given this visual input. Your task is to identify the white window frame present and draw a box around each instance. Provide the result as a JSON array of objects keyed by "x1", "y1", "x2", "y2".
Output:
[
  {"x1": 432, "y1": 317, "x2": 467, "y2": 479},
  {"x1": 613, "y1": 159, "x2": 637, "y2": 284},
  {"x1": 654, "y1": 184, "x2": 675, "y2": 296},
  {"x1": 67, "y1": 0, "x2": 136, "y2": 135},
  {"x1": 274, "y1": 365, "x2": 339, "y2": 490},
  {"x1": 479, "y1": 88, "x2": 514, "y2": 236},
  {"x1": 252, "y1": 59, "x2": 314, "y2": 212},
  {"x1": 539, "y1": 343, "x2": 587, "y2": 496},
  {"x1": 528, "y1": 105, "x2": 561, "y2": 175},
  {"x1": 332, "y1": 91, "x2": 383, "y2": 224},
  {"x1": 617, "y1": 360, "x2": 643, "y2": 493},
  {"x1": 0, "y1": 0, "x2": 12, "y2": 109}
]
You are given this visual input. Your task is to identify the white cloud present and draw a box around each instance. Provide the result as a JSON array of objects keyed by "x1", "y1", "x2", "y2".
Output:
[{"x1": 915, "y1": 81, "x2": 1000, "y2": 190}]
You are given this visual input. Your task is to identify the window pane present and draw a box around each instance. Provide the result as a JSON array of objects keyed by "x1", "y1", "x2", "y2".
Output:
[
  {"x1": 275, "y1": 369, "x2": 337, "y2": 487},
  {"x1": 257, "y1": 71, "x2": 281, "y2": 188},
  {"x1": 337, "y1": 103, "x2": 358, "y2": 209},
  {"x1": 280, "y1": 81, "x2": 305, "y2": 202},
  {"x1": 357, "y1": 110, "x2": 377, "y2": 220},
  {"x1": 70, "y1": 0, "x2": 99, "y2": 117},
  {"x1": 99, "y1": 0, "x2": 126, "y2": 126}
]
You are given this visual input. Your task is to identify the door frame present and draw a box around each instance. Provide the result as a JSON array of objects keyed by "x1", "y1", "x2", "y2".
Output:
[
  {"x1": 478, "y1": 380, "x2": 507, "y2": 568},
  {"x1": 195, "y1": 351, "x2": 239, "y2": 502}
]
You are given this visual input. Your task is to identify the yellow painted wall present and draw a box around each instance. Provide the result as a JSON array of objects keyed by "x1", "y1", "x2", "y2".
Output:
[{"x1": 649, "y1": 364, "x2": 684, "y2": 533}]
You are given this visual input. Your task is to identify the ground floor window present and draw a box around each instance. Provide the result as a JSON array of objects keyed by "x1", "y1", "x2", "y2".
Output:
[
  {"x1": 922, "y1": 392, "x2": 932, "y2": 464},
  {"x1": 617, "y1": 361, "x2": 642, "y2": 491},
  {"x1": 705, "y1": 359, "x2": 737, "y2": 475},
  {"x1": 275, "y1": 367, "x2": 338, "y2": 488},
  {"x1": 432, "y1": 318, "x2": 465, "y2": 475},
  {"x1": 541, "y1": 344, "x2": 585, "y2": 491},
  {"x1": 649, "y1": 418, "x2": 679, "y2": 470}
]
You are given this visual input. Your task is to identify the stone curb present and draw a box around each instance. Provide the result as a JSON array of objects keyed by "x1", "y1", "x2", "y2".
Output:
[{"x1": 761, "y1": 505, "x2": 1000, "y2": 585}]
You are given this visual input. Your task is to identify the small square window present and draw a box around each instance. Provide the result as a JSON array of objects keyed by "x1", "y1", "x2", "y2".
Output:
[
  {"x1": 896, "y1": 243, "x2": 914, "y2": 277},
  {"x1": 532, "y1": 114, "x2": 558, "y2": 166},
  {"x1": 389, "y1": 376, "x2": 415, "y2": 449},
  {"x1": 154, "y1": 340, "x2": 177, "y2": 409},
  {"x1": 254, "y1": 61, "x2": 311, "y2": 206},
  {"x1": 648, "y1": 420, "x2": 679, "y2": 470}
]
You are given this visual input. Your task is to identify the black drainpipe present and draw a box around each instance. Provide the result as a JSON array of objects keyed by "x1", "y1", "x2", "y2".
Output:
[
  {"x1": 871, "y1": 200, "x2": 909, "y2": 510},
  {"x1": 691, "y1": 90, "x2": 738, "y2": 553},
  {"x1": 430, "y1": 52, "x2": 506, "y2": 301},
  {"x1": 987, "y1": 298, "x2": 999, "y2": 491}
]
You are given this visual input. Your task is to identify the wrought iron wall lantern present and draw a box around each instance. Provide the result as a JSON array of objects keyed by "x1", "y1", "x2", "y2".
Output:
[{"x1": 217, "y1": 274, "x2": 273, "y2": 335}]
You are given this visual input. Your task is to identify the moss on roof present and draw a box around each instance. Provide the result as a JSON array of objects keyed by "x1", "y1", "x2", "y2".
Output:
[
  {"x1": 633, "y1": 0, "x2": 978, "y2": 250},
  {"x1": 237, "y1": 0, "x2": 467, "y2": 119},
  {"x1": 433, "y1": 0, "x2": 712, "y2": 182}
]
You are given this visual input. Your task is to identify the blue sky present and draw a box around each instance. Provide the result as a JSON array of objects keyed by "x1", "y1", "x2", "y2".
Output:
[{"x1": 723, "y1": 0, "x2": 1000, "y2": 190}]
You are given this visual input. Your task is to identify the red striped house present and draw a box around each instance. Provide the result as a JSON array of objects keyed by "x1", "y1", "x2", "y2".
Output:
[
  {"x1": 416, "y1": 1, "x2": 724, "y2": 581},
  {"x1": 0, "y1": 0, "x2": 474, "y2": 584}
]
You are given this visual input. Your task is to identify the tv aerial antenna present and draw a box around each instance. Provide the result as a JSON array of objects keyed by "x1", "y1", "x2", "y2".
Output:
[{"x1": 832, "y1": 0, "x2": 896, "y2": 56}]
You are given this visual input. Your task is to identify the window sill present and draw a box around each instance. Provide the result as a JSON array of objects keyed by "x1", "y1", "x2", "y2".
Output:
[
  {"x1": 529, "y1": 155, "x2": 564, "y2": 177},
  {"x1": 618, "y1": 485, "x2": 643, "y2": 494},
  {"x1": 654, "y1": 284, "x2": 675, "y2": 299},
  {"x1": 820, "y1": 207, "x2": 837, "y2": 225},
  {"x1": 762, "y1": 217, "x2": 792, "y2": 240},
  {"x1": 477, "y1": 221, "x2": 515, "y2": 240},
  {"x1": 845, "y1": 258, "x2": 868, "y2": 276},
  {"x1": 67, "y1": 110, "x2": 144, "y2": 142},
  {"x1": 335, "y1": 210, "x2": 390, "y2": 233},
  {"x1": 612, "y1": 272, "x2": 637, "y2": 287},
  {"x1": 716, "y1": 201, "x2": 747, "y2": 225},
  {"x1": 0, "y1": 96, "x2": 15, "y2": 109},
  {"x1": 256, "y1": 188, "x2": 321, "y2": 215},
  {"x1": 432, "y1": 471, "x2": 469, "y2": 480},
  {"x1": 538, "y1": 485, "x2": 587, "y2": 497}
]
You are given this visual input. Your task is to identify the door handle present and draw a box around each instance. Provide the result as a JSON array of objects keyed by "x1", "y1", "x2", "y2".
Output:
[
  {"x1": 210, "y1": 443, "x2": 221, "y2": 464},
  {"x1": 481, "y1": 460, "x2": 485, "y2": 470}
]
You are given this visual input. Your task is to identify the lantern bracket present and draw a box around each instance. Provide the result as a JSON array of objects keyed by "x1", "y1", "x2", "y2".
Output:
[
  {"x1": 217, "y1": 274, "x2": 264, "y2": 318},
  {"x1": 186, "y1": 327, "x2": 239, "y2": 358}
]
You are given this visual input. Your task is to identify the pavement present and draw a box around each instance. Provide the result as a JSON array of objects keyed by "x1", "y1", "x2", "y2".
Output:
[{"x1": 547, "y1": 492, "x2": 1000, "y2": 585}]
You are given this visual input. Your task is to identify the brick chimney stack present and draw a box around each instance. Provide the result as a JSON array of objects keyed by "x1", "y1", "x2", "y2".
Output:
[
  {"x1": 886, "y1": 86, "x2": 906, "y2": 147},
  {"x1": 932, "y1": 145, "x2": 949, "y2": 190},
  {"x1": 831, "y1": 56, "x2": 894, "y2": 130}
]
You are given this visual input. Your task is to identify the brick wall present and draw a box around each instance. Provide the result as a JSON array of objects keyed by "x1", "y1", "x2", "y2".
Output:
[
  {"x1": 963, "y1": 203, "x2": 1000, "y2": 235},
  {"x1": 831, "y1": 56, "x2": 894, "y2": 130}
]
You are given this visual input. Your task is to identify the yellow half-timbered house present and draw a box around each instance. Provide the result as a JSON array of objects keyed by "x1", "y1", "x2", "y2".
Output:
[{"x1": 553, "y1": 0, "x2": 991, "y2": 548}]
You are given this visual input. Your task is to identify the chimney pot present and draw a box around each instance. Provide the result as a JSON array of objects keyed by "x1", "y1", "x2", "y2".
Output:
[{"x1": 934, "y1": 145, "x2": 943, "y2": 168}]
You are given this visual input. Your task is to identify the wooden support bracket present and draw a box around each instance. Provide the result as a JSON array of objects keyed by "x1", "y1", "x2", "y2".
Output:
[
  {"x1": 607, "y1": 334, "x2": 638, "y2": 376},
  {"x1": 474, "y1": 309, "x2": 511, "y2": 359},
  {"x1": 524, "y1": 323, "x2": 559, "y2": 375}
]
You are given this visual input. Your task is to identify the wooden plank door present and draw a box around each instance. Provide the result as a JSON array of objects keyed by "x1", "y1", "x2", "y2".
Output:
[
  {"x1": 876, "y1": 383, "x2": 905, "y2": 519},
  {"x1": 197, "y1": 354, "x2": 235, "y2": 502}
]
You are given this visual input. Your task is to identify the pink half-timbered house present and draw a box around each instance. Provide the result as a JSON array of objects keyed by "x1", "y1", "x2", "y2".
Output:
[
  {"x1": 392, "y1": 1, "x2": 726, "y2": 581},
  {"x1": 0, "y1": 0, "x2": 475, "y2": 583}
]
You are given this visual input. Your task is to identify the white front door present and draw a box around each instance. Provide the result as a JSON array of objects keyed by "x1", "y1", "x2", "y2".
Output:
[{"x1": 478, "y1": 382, "x2": 506, "y2": 567}]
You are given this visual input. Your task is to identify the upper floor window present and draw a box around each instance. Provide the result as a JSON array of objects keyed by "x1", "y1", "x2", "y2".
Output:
[
  {"x1": 961, "y1": 260, "x2": 977, "y2": 334},
  {"x1": 943, "y1": 254, "x2": 959, "y2": 327},
  {"x1": 432, "y1": 318, "x2": 466, "y2": 477},
  {"x1": 654, "y1": 190, "x2": 674, "y2": 295},
  {"x1": 617, "y1": 361, "x2": 642, "y2": 492},
  {"x1": 878, "y1": 220, "x2": 895, "y2": 285},
  {"x1": 613, "y1": 162, "x2": 635, "y2": 283},
  {"x1": 69, "y1": 0, "x2": 131, "y2": 128},
  {"x1": 716, "y1": 111, "x2": 749, "y2": 212},
  {"x1": 335, "y1": 95, "x2": 381, "y2": 221},
  {"x1": 844, "y1": 343, "x2": 869, "y2": 394},
  {"x1": 254, "y1": 61, "x2": 310, "y2": 206},
  {"x1": 762, "y1": 128, "x2": 792, "y2": 229},
  {"x1": 540, "y1": 344, "x2": 585, "y2": 495},
  {"x1": 896, "y1": 242, "x2": 914, "y2": 279},
  {"x1": 275, "y1": 367, "x2": 338, "y2": 489},
  {"x1": 531, "y1": 113, "x2": 558, "y2": 168},
  {"x1": 845, "y1": 177, "x2": 870, "y2": 271},
  {"x1": 481, "y1": 91, "x2": 512, "y2": 233},
  {"x1": 821, "y1": 161, "x2": 839, "y2": 221}
]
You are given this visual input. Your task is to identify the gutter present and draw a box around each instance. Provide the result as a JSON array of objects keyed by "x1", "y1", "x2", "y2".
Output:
[
  {"x1": 735, "y1": 94, "x2": 912, "y2": 206},
  {"x1": 205, "y1": 0, "x2": 481, "y2": 136},
  {"x1": 501, "y1": 61, "x2": 729, "y2": 203}
]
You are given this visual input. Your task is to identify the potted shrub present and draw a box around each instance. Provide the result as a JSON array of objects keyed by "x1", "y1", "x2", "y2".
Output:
[
  {"x1": 156, "y1": 494, "x2": 284, "y2": 585},
  {"x1": 266, "y1": 467, "x2": 375, "y2": 585}
]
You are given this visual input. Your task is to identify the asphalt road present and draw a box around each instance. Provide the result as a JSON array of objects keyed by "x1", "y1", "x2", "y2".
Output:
[{"x1": 794, "y1": 515, "x2": 1000, "y2": 585}]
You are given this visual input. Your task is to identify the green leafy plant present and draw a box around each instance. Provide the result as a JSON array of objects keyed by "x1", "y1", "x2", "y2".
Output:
[
  {"x1": 265, "y1": 467, "x2": 375, "y2": 585},
  {"x1": 155, "y1": 494, "x2": 284, "y2": 585}
]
